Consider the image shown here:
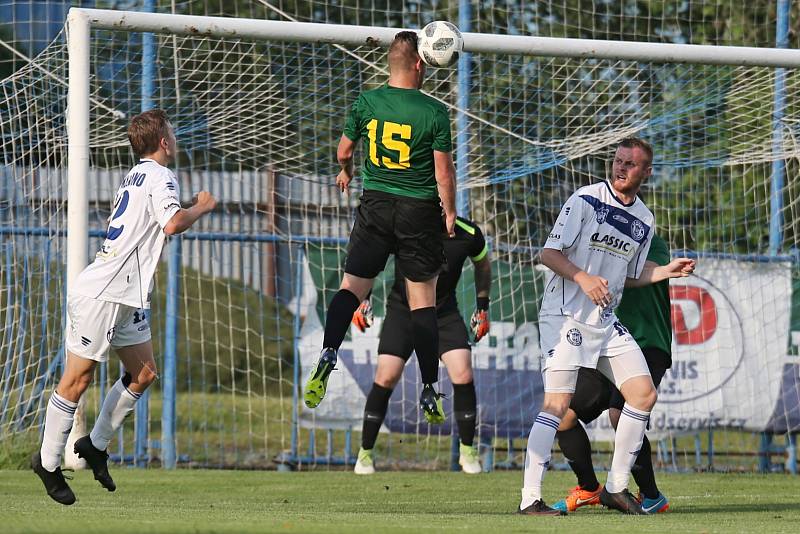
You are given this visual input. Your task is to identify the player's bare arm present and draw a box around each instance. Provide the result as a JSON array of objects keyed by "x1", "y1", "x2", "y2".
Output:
[
  {"x1": 540, "y1": 248, "x2": 610, "y2": 307},
  {"x1": 434, "y1": 150, "x2": 456, "y2": 236},
  {"x1": 471, "y1": 253, "x2": 492, "y2": 342},
  {"x1": 625, "y1": 257, "x2": 695, "y2": 288},
  {"x1": 336, "y1": 134, "x2": 356, "y2": 193},
  {"x1": 163, "y1": 191, "x2": 217, "y2": 235},
  {"x1": 473, "y1": 254, "x2": 492, "y2": 302}
]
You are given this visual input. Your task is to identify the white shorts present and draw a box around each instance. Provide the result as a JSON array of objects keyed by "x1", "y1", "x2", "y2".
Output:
[
  {"x1": 65, "y1": 294, "x2": 151, "y2": 362},
  {"x1": 539, "y1": 314, "x2": 650, "y2": 393}
]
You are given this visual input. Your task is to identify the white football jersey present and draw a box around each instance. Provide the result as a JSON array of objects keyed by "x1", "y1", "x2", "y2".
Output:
[
  {"x1": 72, "y1": 159, "x2": 182, "y2": 309},
  {"x1": 540, "y1": 180, "x2": 654, "y2": 326}
]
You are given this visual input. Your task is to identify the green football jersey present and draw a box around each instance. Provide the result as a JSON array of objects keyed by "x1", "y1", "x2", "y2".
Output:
[
  {"x1": 342, "y1": 84, "x2": 452, "y2": 199},
  {"x1": 616, "y1": 233, "x2": 673, "y2": 361}
]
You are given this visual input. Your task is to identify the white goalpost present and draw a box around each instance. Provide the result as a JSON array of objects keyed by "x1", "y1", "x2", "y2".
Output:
[{"x1": 4, "y1": 5, "x2": 797, "y2": 471}]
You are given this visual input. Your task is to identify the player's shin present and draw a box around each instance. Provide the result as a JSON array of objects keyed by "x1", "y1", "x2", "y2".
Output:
[
  {"x1": 40, "y1": 392, "x2": 78, "y2": 471},
  {"x1": 453, "y1": 382, "x2": 477, "y2": 446},
  {"x1": 521, "y1": 412, "x2": 561, "y2": 509},
  {"x1": 631, "y1": 435, "x2": 660, "y2": 499},
  {"x1": 606, "y1": 403, "x2": 650, "y2": 493},
  {"x1": 361, "y1": 383, "x2": 393, "y2": 450},
  {"x1": 410, "y1": 307, "x2": 439, "y2": 385},
  {"x1": 90, "y1": 373, "x2": 141, "y2": 451},
  {"x1": 322, "y1": 289, "x2": 361, "y2": 350},
  {"x1": 557, "y1": 424, "x2": 600, "y2": 491}
]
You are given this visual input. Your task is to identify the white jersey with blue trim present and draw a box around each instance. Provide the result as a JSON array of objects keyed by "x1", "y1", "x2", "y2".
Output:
[
  {"x1": 540, "y1": 180, "x2": 654, "y2": 326},
  {"x1": 72, "y1": 159, "x2": 181, "y2": 309}
]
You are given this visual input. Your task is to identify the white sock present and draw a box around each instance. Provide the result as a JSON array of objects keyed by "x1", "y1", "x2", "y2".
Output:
[
  {"x1": 90, "y1": 378, "x2": 141, "y2": 451},
  {"x1": 40, "y1": 392, "x2": 78, "y2": 472},
  {"x1": 520, "y1": 412, "x2": 561, "y2": 509},
  {"x1": 606, "y1": 403, "x2": 650, "y2": 493}
]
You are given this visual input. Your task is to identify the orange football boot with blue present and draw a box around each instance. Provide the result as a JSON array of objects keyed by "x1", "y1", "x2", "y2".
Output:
[{"x1": 552, "y1": 484, "x2": 603, "y2": 512}]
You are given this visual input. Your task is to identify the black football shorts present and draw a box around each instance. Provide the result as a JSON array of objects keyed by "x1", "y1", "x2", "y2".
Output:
[
  {"x1": 344, "y1": 190, "x2": 446, "y2": 282},
  {"x1": 377, "y1": 301, "x2": 470, "y2": 360}
]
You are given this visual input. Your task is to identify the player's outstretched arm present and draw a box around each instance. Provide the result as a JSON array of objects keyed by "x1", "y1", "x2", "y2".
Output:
[
  {"x1": 336, "y1": 135, "x2": 357, "y2": 193},
  {"x1": 163, "y1": 191, "x2": 217, "y2": 235},
  {"x1": 541, "y1": 248, "x2": 611, "y2": 307},
  {"x1": 434, "y1": 150, "x2": 456, "y2": 237},
  {"x1": 625, "y1": 258, "x2": 696, "y2": 288},
  {"x1": 470, "y1": 254, "x2": 492, "y2": 342}
]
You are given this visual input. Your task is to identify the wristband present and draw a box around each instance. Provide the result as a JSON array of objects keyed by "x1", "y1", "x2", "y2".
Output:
[{"x1": 476, "y1": 297, "x2": 489, "y2": 311}]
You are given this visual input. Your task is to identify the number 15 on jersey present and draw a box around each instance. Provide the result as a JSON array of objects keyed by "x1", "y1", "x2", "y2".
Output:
[{"x1": 366, "y1": 119, "x2": 412, "y2": 169}]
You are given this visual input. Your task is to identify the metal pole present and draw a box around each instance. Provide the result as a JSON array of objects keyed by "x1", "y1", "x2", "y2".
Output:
[
  {"x1": 162, "y1": 236, "x2": 181, "y2": 468},
  {"x1": 455, "y1": 0, "x2": 471, "y2": 217},
  {"x1": 290, "y1": 245, "x2": 305, "y2": 465},
  {"x1": 135, "y1": 0, "x2": 156, "y2": 468},
  {"x1": 769, "y1": 0, "x2": 790, "y2": 256}
]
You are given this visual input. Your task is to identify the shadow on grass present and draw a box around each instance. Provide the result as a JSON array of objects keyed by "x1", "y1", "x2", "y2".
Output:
[{"x1": 672, "y1": 502, "x2": 800, "y2": 514}]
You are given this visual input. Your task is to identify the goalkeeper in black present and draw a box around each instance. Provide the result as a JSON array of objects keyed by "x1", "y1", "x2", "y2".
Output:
[
  {"x1": 304, "y1": 30, "x2": 458, "y2": 423},
  {"x1": 350, "y1": 216, "x2": 492, "y2": 474}
]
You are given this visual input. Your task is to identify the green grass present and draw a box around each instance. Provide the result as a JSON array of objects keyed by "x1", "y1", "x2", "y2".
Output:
[{"x1": 2, "y1": 470, "x2": 799, "y2": 533}]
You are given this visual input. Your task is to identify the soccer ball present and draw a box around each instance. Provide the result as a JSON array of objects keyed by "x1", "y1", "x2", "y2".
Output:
[{"x1": 417, "y1": 21, "x2": 464, "y2": 68}]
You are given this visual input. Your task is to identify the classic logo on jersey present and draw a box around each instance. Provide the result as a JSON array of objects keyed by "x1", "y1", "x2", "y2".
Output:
[
  {"x1": 566, "y1": 328, "x2": 582, "y2": 346},
  {"x1": 590, "y1": 232, "x2": 633, "y2": 253}
]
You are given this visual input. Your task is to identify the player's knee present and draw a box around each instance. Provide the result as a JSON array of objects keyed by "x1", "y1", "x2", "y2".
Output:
[
  {"x1": 558, "y1": 409, "x2": 579, "y2": 431},
  {"x1": 58, "y1": 370, "x2": 93, "y2": 400},
  {"x1": 339, "y1": 275, "x2": 372, "y2": 301},
  {"x1": 625, "y1": 383, "x2": 657, "y2": 411},
  {"x1": 374, "y1": 373, "x2": 400, "y2": 389},
  {"x1": 449, "y1": 367, "x2": 473, "y2": 385},
  {"x1": 540, "y1": 396, "x2": 571, "y2": 419},
  {"x1": 643, "y1": 386, "x2": 657, "y2": 411}
]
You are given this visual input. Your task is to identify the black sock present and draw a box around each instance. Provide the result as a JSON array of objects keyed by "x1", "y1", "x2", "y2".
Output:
[
  {"x1": 453, "y1": 382, "x2": 477, "y2": 446},
  {"x1": 361, "y1": 383, "x2": 393, "y2": 450},
  {"x1": 631, "y1": 435, "x2": 659, "y2": 499},
  {"x1": 411, "y1": 307, "x2": 439, "y2": 384},
  {"x1": 557, "y1": 424, "x2": 600, "y2": 492},
  {"x1": 322, "y1": 289, "x2": 361, "y2": 350}
]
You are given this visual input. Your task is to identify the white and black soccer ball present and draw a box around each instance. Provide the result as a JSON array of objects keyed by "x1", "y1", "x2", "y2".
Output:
[{"x1": 417, "y1": 21, "x2": 464, "y2": 68}]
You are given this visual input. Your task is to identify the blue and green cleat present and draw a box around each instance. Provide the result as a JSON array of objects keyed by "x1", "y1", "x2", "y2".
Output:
[
  {"x1": 419, "y1": 384, "x2": 445, "y2": 424},
  {"x1": 304, "y1": 347, "x2": 337, "y2": 408},
  {"x1": 638, "y1": 492, "x2": 669, "y2": 514}
]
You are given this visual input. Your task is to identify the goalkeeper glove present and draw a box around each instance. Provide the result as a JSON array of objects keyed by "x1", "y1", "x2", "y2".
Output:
[
  {"x1": 352, "y1": 299, "x2": 374, "y2": 333},
  {"x1": 470, "y1": 297, "x2": 490, "y2": 343}
]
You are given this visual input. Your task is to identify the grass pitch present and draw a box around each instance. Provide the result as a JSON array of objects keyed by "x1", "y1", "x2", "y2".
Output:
[{"x1": 1, "y1": 469, "x2": 799, "y2": 533}]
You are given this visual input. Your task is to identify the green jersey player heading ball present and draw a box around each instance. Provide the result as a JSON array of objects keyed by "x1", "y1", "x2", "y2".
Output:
[{"x1": 304, "y1": 31, "x2": 458, "y2": 424}]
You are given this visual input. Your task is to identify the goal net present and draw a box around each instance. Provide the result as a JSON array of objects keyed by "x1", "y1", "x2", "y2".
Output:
[{"x1": 1, "y1": 1, "x2": 798, "y2": 471}]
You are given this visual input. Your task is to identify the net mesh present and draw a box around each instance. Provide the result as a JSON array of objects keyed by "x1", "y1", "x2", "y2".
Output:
[{"x1": 1, "y1": 0, "x2": 799, "y2": 471}]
